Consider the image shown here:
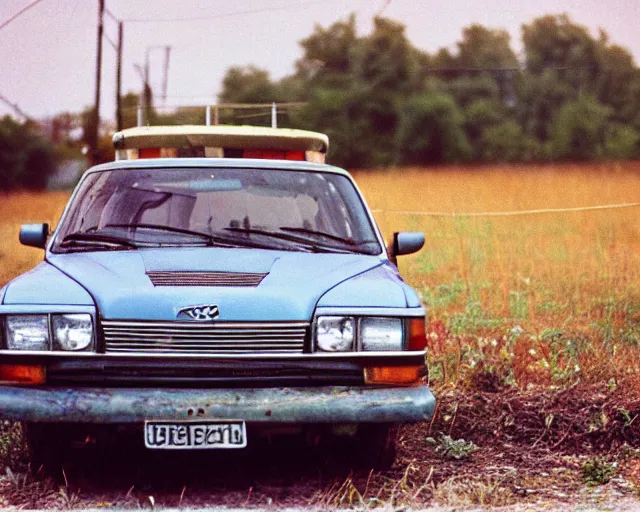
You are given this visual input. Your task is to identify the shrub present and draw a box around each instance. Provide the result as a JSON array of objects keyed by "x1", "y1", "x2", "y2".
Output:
[{"x1": 0, "y1": 116, "x2": 56, "y2": 190}]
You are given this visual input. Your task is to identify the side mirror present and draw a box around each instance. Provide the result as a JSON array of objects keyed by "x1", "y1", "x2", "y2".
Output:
[
  {"x1": 389, "y1": 232, "x2": 424, "y2": 264},
  {"x1": 19, "y1": 223, "x2": 49, "y2": 249}
]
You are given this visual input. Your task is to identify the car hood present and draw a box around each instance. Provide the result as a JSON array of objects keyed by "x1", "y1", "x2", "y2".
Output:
[{"x1": 46, "y1": 248, "x2": 392, "y2": 321}]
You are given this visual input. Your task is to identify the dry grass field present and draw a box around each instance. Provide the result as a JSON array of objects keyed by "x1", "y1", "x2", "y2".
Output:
[
  {"x1": 353, "y1": 162, "x2": 640, "y2": 390},
  {"x1": 0, "y1": 162, "x2": 639, "y2": 508},
  {"x1": 0, "y1": 190, "x2": 70, "y2": 286}
]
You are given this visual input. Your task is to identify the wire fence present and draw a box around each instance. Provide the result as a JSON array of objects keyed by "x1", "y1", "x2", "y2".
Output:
[{"x1": 370, "y1": 202, "x2": 640, "y2": 217}]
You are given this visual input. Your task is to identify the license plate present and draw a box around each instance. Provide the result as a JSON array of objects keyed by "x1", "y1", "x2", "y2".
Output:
[{"x1": 144, "y1": 420, "x2": 247, "y2": 449}]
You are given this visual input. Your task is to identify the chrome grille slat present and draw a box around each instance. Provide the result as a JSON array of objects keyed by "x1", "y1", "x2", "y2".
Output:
[
  {"x1": 103, "y1": 328, "x2": 306, "y2": 336},
  {"x1": 102, "y1": 319, "x2": 308, "y2": 355},
  {"x1": 103, "y1": 321, "x2": 308, "y2": 329},
  {"x1": 106, "y1": 343, "x2": 304, "y2": 349},
  {"x1": 147, "y1": 271, "x2": 267, "y2": 287},
  {"x1": 104, "y1": 333, "x2": 305, "y2": 340},
  {"x1": 105, "y1": 339, "x2": 304, "y2": 345},
  {"x1": 106, "y1": 337, "x2": 303, "y2": 343},
  {"x1": 105, "y1": 348, "x2": 302, "y2": 354}
]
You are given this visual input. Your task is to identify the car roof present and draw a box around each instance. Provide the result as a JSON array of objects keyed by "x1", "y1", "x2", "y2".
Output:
[{"x1": 87, "y1": 157, "x2": 352, "y2": 178}]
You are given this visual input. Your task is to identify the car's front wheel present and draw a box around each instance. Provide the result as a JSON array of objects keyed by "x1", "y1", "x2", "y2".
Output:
[
  {"x1": 22, "y1": 422, "x2": 71, "y2": 475},
  {"x1": 354, "y1": 423, "x2": 398, "y2": 471}
]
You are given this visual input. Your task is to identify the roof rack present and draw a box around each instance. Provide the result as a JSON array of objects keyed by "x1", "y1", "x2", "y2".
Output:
[
  {"x1": 133, "y1": 102, "x2": 307, "y2": 129},
  {"x1": 113, "y1": 103, "x2": 328, "y2": 163}
]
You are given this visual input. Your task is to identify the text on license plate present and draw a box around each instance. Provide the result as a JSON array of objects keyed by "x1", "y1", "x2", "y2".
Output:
[{"x1": 144, "y1": 421, "x2": 247, "y2": 449}]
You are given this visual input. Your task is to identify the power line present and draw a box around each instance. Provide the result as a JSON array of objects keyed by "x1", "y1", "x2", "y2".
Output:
[
  {"x1": 0, "y1": 93, "x2": 31, "y2": 120},
  {"x1": 103, "y1": 6, "x2": 119, "y2": 23},
  {"x1": 425, "y1": 65, "x2": 634, "y2": 73},
  {"x1": 118, "y1": 0, "x2": 352, "y2": 23},
  {"x1": 0, "y1": 0, "x2": 47, "y2": 32}
]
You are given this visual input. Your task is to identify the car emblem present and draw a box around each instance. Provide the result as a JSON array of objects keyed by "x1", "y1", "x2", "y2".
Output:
[{"x1": 178, "y1": 304, "x2": 220, "y2": 321}]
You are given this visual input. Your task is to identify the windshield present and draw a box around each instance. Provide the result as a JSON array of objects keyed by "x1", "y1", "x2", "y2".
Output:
[{"x1": 52, "y1": 167, "x2": 382, "y2": 255}]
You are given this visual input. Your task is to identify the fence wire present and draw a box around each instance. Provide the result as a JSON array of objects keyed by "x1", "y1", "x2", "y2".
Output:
[{"x1": 370, "y1": 202, "x2": 640, "y2": 217}]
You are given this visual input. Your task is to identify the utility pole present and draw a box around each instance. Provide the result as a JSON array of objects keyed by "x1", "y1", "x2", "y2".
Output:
[
  {"x1": 162, "y1": 46, "x2": 171, "y2": 106},
  {"x1": 116, "y1": 21, "x2": 123, "y2": 131},
  {"x1": 92, "y1": 0, "x2": 105, "y2": 164}
]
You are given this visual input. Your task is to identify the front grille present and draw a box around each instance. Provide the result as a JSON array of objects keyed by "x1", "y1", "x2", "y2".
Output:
[
  {"x1": 102, "y1": 320, "x2": 308, "y2": 354},
  {"x1": 47, "y1": 359, "x2": 365, "y2": 388},
  {"x1": 147, "y1": 271, "x2": 267, "y2": 287}
]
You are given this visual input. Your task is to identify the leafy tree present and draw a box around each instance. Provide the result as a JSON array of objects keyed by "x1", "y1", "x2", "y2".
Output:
[
  {"x1": 456, "y1": 25, "x2": 519, "y2": 70},
  {"x1": 395, "y1": 92, "x2": 471, "y2": 164},
  {"x1": 446, "y1": 74, "x2": 501, "y2": 109},
  {"x1": 352, "y1": 17, "x2": 424, "y2": 95},
  {"x1": 464, "y1": 98, "x2": 506, "y2": 158},
  {"x1": 622, "y1": 76, "x2": 640, "y2": 130},
  {"x1": 603, "y1": 123, "x2": 640, "y2": 159},
  {"x1": 293, "y1": 16, "x2": 427, "y2": 166},
  {"x1": 551, "y1": 95, "x2": 612, "y2": 160},
  {"x1": 295, "y1": 15, "x2": 358, "y2": 88},
  {"x1": 0, "y1": 116, "x2": 56, "y2": 190},
  {"x1": 481, "y1": 121, "x2": 531, "y2": 161},
  {"x1": 522, "y1": 14, "x2": 599, "y2": 92},
  {"x1": 516, "y1": 70, "x2": 575, "y2": 143},
  {"x1": 594, "y1": 37, "x2": 638, "y2": 122},
  {"x1": 435, "y1": 25, "x2": 519, "y2": 104},
  {"x1": 294, "y1": 86, "x2": 371, "y2": 167},
  {"x1": 219, "y1": 66, "x2": 282, "y2": 104}
]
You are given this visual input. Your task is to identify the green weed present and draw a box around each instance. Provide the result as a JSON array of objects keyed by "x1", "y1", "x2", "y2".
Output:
[
  {"x1": 427, "y1": 434, "x2": 478, "y2": 460},
  {"x1": 582, "y1": 457, "x2": 616, "y2": 486}
]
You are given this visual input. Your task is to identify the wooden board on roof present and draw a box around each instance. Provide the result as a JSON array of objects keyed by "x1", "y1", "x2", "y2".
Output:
[{"x1": 113, "y1": 125, "x2": 329, "y2": 153}]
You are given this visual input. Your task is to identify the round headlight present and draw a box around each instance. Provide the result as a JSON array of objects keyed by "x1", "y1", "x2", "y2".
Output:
[
  {"x1": 361, "y1": 317, "x2": 403, "y2": 351},
  {"x1": 316, "y1": 316, "x2": 355, "y2": 352},
  {"x1": 53, "y1": 314, "x2": 93, "y2": 351}
]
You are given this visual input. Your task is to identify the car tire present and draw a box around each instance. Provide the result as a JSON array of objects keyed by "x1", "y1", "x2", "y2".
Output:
[
  {"x1": 22, "y1": 422, "x2": 68, "y2": 475},
  {"x1": 355, "y1": 423, "x2": 398, "y2": 471}
]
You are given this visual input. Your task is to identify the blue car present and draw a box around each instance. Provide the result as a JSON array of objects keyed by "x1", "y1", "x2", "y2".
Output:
[{"x1": 0, "y1": 126, "x2": 435, "y2": 470}]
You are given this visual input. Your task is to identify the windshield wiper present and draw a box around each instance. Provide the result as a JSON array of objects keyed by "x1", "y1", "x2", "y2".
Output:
[
  {"x1": 279, "y1": 227, "x2": 381, "y2": 255},
  {"x1": 104, "y1": 223, "x2": 291, "y2": 251},
  {"x1": 278, "y1": 227, "x2": 363, "y2": 245},
  {"x1": 60, "y1": 232, "x2": 139, "y2": 251},
  {"x1": 224, "y1": 227, "x2": 354, "y2": 253},
  {"x1": 103, "y1": 223, "x2": 217, "y2": 245}
]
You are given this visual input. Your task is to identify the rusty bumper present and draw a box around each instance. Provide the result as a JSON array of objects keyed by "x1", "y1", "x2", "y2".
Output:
[{"x1": 0, "y1": 385, "x2": 435, "y2": 424}]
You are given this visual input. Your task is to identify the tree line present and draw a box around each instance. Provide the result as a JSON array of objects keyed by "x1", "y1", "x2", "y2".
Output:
[
  {"x1": 2, "y1": 12, "x2": 640, "y2": 191},
  {"x1": 217, "y1": 14, "x2": 640, "y2": 168}
]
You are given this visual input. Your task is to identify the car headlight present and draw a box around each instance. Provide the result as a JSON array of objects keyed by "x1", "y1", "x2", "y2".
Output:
[
  {"x1": 52, "y1": 314, "x2": 93, "y2": 351},
  {"x1": 316, "y1": 316, "x2": 355, "y2": 352},
  {"x1": 5, "y1": 315, "x2": 50, "y2": 351},
  {"x1": 3, "y1": 313, "x2": 94, "y2": 352},
  {"x1": 360, "y1": 317, "x2": 403, "y2": 351},
  {"x1": 314, "y1": 315, "x2": 424, "y2": 352}
]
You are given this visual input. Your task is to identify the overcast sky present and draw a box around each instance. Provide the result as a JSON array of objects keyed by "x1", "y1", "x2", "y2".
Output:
[{"x1": 1, "y1": 0, "x2": 639, "y2": 123}]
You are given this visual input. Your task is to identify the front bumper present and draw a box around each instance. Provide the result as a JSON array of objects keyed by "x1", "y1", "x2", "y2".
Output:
[{"x1": 0, "y1": 385, "x2": 435, "y2": 424}]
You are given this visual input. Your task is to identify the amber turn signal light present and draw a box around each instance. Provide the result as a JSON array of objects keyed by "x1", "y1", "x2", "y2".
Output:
[
  {"x1": 364, "y1": 365, "x2": 423, "y2": 386},
  {"x1": 408, "y1": 317, "x2": 427, "y2": 351},
  {"x1": 0, "y1": 365, "x2": 46, "y2": 385}
]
